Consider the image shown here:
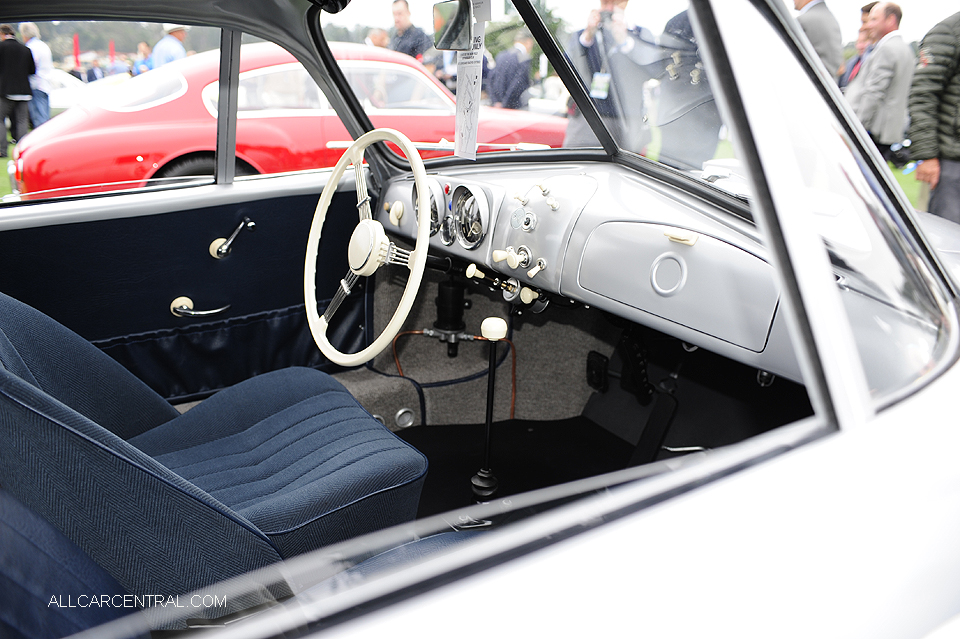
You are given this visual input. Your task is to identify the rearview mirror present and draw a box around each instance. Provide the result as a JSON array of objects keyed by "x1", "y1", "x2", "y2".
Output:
[{"x1": 433, "y1": 0, "x2": 473, "y2": 51}]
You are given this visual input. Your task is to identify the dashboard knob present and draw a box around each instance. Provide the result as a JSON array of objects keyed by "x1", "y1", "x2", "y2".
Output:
[
  {"x1": 466, "y1": 263, "x2": 485, "y2": 279},
  {"x1": 546, "y1": 196, "x2": 560, "y2": 211},
  {"x1": 493, "y1": 247, "x2": 521, "y2": 269},
  {"x1": 519, "y1": 287, "x2": 539, "y2": 304},
  {"x1": 388, "y1": 200, "x2": 404, "y2": 226}
]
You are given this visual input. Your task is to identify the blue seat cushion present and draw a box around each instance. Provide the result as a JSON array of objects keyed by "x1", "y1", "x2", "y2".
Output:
[{"x1": 129, "y1": 367, "x2": 428, "y2": 558}]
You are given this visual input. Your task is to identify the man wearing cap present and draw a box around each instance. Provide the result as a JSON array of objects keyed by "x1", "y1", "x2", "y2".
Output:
[{"x1": 152, "y1": 24, "x2": 189, "y2": 68}]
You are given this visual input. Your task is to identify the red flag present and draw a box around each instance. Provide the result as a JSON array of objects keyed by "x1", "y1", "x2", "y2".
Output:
[
  {"x1": 109, "y1": 40, "x2": 115, "y2": 63},
  {"x1": 73, "y1": 33, "x2": 80, "y2": 68}
]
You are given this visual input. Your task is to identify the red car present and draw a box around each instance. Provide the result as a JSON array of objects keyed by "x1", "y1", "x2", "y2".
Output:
[{"x1": 12, "y1": 42, "x2": 566, "y2": 200}]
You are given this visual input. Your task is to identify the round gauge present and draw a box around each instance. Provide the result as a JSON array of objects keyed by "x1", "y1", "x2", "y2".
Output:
[
  {"x1": 412, "y1": 178, "x2": 444, "y2": 237},
  {"x1": 439, "y1": 213, "x2": 456, "y2": 246},
  {"x1": 453, "y1": 184, "x2": 489, "y2": 250}
]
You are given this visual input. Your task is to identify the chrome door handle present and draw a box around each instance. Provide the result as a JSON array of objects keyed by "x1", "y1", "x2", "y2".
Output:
[{"x1": 170, "y1": 296, "x2": 231, "y2": 318}]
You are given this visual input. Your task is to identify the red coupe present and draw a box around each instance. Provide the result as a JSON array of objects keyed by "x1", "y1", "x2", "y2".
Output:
[{"x1": 11, "y1": 42, "x2": 566, "y2": 200}]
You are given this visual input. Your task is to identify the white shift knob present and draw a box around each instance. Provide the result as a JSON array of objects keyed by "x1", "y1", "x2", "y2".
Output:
[{"x1": 481, "y1": 317, "x2": 508, "y2": 341}]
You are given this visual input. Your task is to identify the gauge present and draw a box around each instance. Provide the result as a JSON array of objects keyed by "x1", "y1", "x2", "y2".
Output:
[
  {"x1": 439, "y1": 212, "x2": 456, "y2": 246},
  {"x1": 453, "y1": 184, "x2": 489, "y2": 250},
  {"x1": 412, "y1": 178, "x2": 444, "y2": 237}
]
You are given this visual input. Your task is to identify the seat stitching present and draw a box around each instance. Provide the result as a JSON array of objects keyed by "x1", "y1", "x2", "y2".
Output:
[{"x1": 223, "y1": 442, "x2": 420, "y2": 513}]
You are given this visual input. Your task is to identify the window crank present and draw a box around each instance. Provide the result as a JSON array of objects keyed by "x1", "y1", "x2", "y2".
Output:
[{"x1": 209, "y1": 217, "x2": 256, "y2": 259}]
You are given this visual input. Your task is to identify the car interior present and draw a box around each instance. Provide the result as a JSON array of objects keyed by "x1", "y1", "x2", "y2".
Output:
[{"x1": 1, "y1": 0, "x2": 955, "y2": 636}]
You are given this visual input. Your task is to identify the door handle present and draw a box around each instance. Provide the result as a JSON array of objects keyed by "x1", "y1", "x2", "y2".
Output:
[{"x1": 170, "y1": 296, "x2": 231, "y2": 318}]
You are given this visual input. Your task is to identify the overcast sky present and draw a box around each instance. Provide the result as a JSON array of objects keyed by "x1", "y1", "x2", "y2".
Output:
[{"x1": 325, "y1": 0, "x2": 957, "y2": 46}]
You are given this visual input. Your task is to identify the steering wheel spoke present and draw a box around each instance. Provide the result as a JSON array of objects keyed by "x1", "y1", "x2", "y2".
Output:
[
  {"x1": 384, "y1": 243, "x2": 413, "y2": 269},
  {"x1": 305, "y1": 128, "x2": 431, "y2": 367},
  {"x1": 322, "y1": 271, "x2": 360, "y2": 323},
  {"x1": 354, "y1": 160, "x2": 373, "y2": 220}
]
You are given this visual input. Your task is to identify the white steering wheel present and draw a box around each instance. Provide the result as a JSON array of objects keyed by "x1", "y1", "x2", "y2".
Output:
[{"x1": 305, "y1": 128, "x2": 431, "y2": 367}]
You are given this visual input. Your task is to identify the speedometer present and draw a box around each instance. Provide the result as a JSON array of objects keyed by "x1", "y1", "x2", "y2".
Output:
[{"x1": 452, "y1": 184, "x2": 488, "y2": 250}]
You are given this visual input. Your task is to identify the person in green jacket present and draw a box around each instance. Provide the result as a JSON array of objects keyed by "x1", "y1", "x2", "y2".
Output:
[{"x1": 908, "y1": 11, "x2": 960, "y2": 223}]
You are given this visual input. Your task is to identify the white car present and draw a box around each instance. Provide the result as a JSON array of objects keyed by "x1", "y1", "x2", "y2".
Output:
[{"x1": 1, "y1": 1, "x2": 959, "y2": 638}]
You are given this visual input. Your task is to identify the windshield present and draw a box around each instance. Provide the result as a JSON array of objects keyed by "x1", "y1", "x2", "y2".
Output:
[{"x1": 319, "y1": 0, "x2": 740, "y2": 178}]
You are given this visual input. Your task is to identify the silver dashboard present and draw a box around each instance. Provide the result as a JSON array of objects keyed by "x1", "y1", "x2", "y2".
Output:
[{"x1": 379, "y1": 161, "x2": 804, "y2": 383}]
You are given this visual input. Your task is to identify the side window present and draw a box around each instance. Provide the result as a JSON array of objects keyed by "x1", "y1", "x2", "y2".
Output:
[
  {"x1": 342, "y1": 65, "x2": 452, "y2": 111},
  {"x1": 714, "y1": 0, "x2": 952, "y2": 400},
  {"x1": 4, "y1": 20, "x2": 221, "y2": 203}
]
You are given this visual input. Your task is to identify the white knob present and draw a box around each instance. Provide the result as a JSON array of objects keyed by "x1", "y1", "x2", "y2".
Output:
[
  {"x1": 481, "y1": 317, "x2": 508, "y2": 340},
  {"x1": 388, "y1": 201, "x2": 404, "y2": 226},
  {"x1": 492, "y1": 248, "x2": 520, "y2": 269},
  {"x1": 546, "y1": 197, "x2": 559, "y2": 211},
  {"x1": 519, "y1": 287, "x2": 539, "y2": 304},
  {"x1": 466, "y1": 263, "x2": 484, "y2": 279}
]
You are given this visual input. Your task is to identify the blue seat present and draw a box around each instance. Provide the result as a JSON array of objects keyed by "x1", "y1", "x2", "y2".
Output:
[
  {"x1": 0, "y1": 292, "x2": 427, "y2": 626},
  {"x1": 0, "y1": 488, "x2": 143, "y2": 639}
]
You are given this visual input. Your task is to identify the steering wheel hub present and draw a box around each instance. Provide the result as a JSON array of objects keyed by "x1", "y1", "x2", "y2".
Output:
[{"x1": 348, "y1": 219, "x2": 388, "y2": 277}]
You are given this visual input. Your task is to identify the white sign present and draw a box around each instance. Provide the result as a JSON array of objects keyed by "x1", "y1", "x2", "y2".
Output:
[
  {"x1": 455, "y1": 21, "x2": 485, "y2": 161},
  {"x1": 472, "y1": 0, "x2": 491, "y2": 23}
]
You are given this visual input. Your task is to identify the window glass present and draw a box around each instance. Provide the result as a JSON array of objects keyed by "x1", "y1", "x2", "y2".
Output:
[
  {"x1": 5, "y1": 21, "x2": 220, "y2": 202},
  {"x1": 317, "y1": 1, "x2": 737, "y2": 180},
  {"x1": 713, "y1": 1, "x2": 951, "y2": 399}
]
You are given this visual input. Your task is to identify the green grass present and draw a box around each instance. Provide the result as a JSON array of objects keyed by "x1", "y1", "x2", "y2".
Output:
[{"x1": 888, "y1": 162, "x2": 924, "y2": 211}]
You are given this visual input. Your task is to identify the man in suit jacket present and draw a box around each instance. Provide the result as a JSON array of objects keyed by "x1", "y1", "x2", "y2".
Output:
[
  {"x1": 562, "y1": 0, "x2": 660, "y2": 152},
  {"x1": 490, "y1": 32, "x2": 534, "y2": 110},
  {"x1": 844, "y1": 2, "x2": 915, "y2": 161},
  {"x1": 83, "y1": 58, "x2": 104, "y2": 83},
  {"x1": 794, "y1": 0, "x2": 843, "y2": 79}
]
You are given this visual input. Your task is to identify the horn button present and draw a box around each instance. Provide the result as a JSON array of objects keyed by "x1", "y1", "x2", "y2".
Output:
[{"x1": 348, "y1": 219, "x2": 389, "y2": 277}]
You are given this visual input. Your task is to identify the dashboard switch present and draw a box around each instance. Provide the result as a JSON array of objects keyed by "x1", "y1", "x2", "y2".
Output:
[{"x1": 527, "y1": 258, "x2": 546, "y2": 279}]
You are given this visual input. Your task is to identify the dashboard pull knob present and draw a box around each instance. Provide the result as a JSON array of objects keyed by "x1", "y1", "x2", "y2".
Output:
[
  {"x1": 519, "y1": 287, "x2": 539, "y2": 305},
  {"x1": 492, "y1": 247, "x2": 521, "y2": 269},
  {"x1": 466, "y1": 263, "x2": 485, "y2": 279},
  {"x1": 388, "y1": 201, "x2": 404, "y2": 226}
]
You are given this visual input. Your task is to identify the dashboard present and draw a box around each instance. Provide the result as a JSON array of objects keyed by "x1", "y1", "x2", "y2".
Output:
[{"x1": 378, "y1": 162, "x2": 803, "y2": 383}]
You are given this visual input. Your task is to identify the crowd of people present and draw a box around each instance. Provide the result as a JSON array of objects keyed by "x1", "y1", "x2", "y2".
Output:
[
  {"x1": 793, "y1": 1, "x2": 959, "y2": 223},
  {"x1": 0, "y1": 21, "x2": 195, "y2": 155}
]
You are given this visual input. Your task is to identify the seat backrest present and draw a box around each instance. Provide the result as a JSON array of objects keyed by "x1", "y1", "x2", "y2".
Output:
[
  {"x1": 0, "y1": 291, "x2": 177, "y2": 440},
  {"x1": 0, "y1": 293, "x2": 286, "y2": 614},
  {"x1": 0, "y1": 488, "x2": 143, "y2": 638}
]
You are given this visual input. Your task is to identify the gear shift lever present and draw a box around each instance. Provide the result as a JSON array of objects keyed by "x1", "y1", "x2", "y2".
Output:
[{"x1": 471, "y1": 316, "x2": 507, "y2": 501}]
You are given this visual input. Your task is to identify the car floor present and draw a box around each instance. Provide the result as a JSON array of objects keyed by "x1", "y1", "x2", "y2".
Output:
[{"x1": 336, "y1": 268, "x2": 814, "y2": 518}]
